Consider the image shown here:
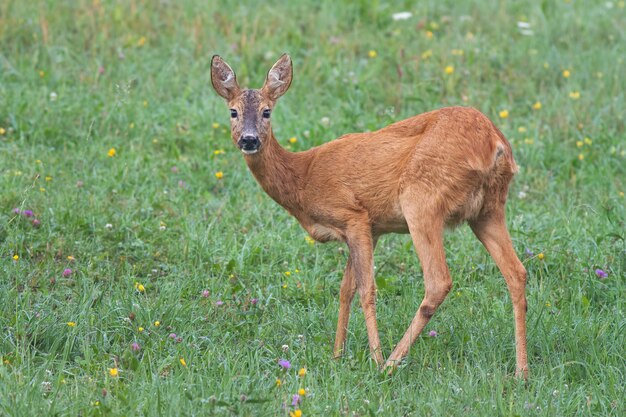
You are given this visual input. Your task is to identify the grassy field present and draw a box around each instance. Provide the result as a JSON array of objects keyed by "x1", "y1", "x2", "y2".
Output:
[{"x1": 1, "y1": 0, "x2": 625, "y2": 415}]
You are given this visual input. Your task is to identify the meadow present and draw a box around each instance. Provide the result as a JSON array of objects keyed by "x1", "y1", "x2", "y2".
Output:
[{"x1": 0, "y1": 0, "x2": 625, "y2": 415}]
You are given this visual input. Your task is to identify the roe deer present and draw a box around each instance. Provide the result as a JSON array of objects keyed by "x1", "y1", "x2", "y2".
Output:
[{"x1": 210, "y1": 54, "x2": 528, "y2": 378}]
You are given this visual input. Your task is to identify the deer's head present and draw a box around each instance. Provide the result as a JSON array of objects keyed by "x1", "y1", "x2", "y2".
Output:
[{"x1": 211, "y1": 54, "x2": 292, "y2": 155}]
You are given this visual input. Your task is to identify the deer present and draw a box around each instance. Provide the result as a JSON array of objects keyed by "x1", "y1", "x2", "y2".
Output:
[{"x1": 210, "y1": 54, "x2": 529, "y2": 378}]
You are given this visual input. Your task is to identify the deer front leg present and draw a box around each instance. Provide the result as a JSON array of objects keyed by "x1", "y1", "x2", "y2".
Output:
[
  {"x1": 333, "y1": 254, "x2": 357, "y2": 358},
  {"x1": 333, "y1": 238, "x2": 379, "y2": 359},
  {"x1": 346, "y1": 228, "x2": 384, "y2": 366}
]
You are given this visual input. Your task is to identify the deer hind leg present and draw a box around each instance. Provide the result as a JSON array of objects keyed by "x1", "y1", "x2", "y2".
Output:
[
  {"x1": 385, "y1": 203, "x2": 452, "y2": 368},
  {"x1": 470, "y1": 212, "x2": 528, "y2": 379}
]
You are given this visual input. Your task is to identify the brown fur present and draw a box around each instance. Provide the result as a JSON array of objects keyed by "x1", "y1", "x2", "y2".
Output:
[{"x1": 211, "y1": 55, "x2": 529, "y2": 378}]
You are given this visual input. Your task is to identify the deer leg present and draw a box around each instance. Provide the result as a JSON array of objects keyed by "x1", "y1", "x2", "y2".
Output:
[
  {"x1": 334, "y1": 238, "x2": 378, "y2": 359},
  {"x1": 346, "y1": 228, "x2": 383, "y2": 365},
  {"x1": 470, "y1": 213, "x2": 528, "y2": 379},
  {"x1": 385, "y1": 209, "x2": 451, "y2": 369},
  {"x1": 333, "y1": 254, "x2": 357, "y2": 358}
]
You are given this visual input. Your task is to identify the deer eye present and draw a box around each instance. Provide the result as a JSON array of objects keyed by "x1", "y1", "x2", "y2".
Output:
[
  {"x1": 262, "y1": 109, "x2": 271, "y2": 119},
  {"x1": 230, "y1": 109, "x2": 238, "y2": 118}
]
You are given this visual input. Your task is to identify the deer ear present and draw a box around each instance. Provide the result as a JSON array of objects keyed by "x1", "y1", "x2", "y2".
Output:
[
  {"x1": 211, "y1": 55, "x2": 241, "y2": 101},
  {"x1": 263, "y1": 54, "x2": 293, "y2": 100}
]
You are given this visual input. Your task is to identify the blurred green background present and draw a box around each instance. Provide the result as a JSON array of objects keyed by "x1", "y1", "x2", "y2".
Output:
[{"x1": 0, "y1": 1, "x2": 624, "y2": 416}]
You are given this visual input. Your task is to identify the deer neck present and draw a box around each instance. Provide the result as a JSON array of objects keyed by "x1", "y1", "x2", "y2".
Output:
[{"x1": 243, "y1": 132, "x2": 307, "y2": 212}]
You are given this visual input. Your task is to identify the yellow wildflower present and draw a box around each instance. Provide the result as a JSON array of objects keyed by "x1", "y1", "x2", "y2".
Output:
[
  {"x1": 584, "y1": 137, "x2": 592, "y2": 145},
  {"x1": 212, "y1": 122, "x2": 220, "y2": 129},
  {"x1": 518, "y1": 127, "x2": 527, "y2": 133},
  {"x1": 179, "y1": 358, "x2": 187, "y2": 367},
  {"x1": 67, "y1": 321, "x2": 76, "y2": 327},
  {"x1": 576, "y1": 141, "x2": 583, "y2": 148},
  {"x1": 524, "y1": 138, "x2": 534, "y2": 145},
  {"x1": 109, "y1": 368, "x2": 119, "y2": 377},
  {"x1": 12, "y1": 255, "x2": 19, "y2": 261},
  {"x1": 451, "y1": 49, "x2": 464, "y2": 56},
  {"x1": 284, "y1": 271, "x2": 291, "y2": 277},
  {"x1": 578, "y1": 153, "x2": 584, "y2": 160},
  {"x1": 368, "y1": 50, "x2": 377, "y2": 58},
  {"x1": 39, "y1": 70, "x2": 45, "y2": 78},
  {"x1": 213, "y1": 149, "x2": 225, "y2": 155},
  {"x1": 421, "y1": 49, "x2": 432, "y2": 59},
  {"x1": 154, "y1": 321, "x2": 160, "y2": 327},
  {"x1": 276, "y1": 378, "x2": 281, "y2": 386},
  {"x1": 298, "y1": 388, "x2": 306, "y2": 396},
  {"x1": 137, "y1": 36, "x2": 146, "y2": 47},
  {"x1": 107, "y1": 148, "x2": 117, "y2": 157},
  {"x1": 298, "y1": 367, "x2": 307, "y2": 377},
  {"x1": 289, "y1": 137, "x2": 297, "y2": 144},
  {"x1": 569, "y1": 91, "x2": 580, "y2": 100},
  {"x1": 444, "y1": 65, "x2": 454, "y2": 75},
  {"x1": 545, "y1": 302, "x2": 551, "y2": 308},
  {"x1": 138, "y1": 326, "x2": 144, "y2": 332},
  {"x1": 425, "y1": 30, "x2": 434, "y2": 39},
  {"x1": 537, "y1": 253, "x2": 545, "y2": 260},
  {"x1": 305, "y1": 236, "x2": 315, "y2": 245},
  {"x1": 499, "y1": 110, "x2": 509, "y2": 119},
  {"x1": 137, "y1": 284, "x2": 145, "y2": 292},
  {"x1": 129, "y1": 122, "x2": 135, "y2": 129},
  {"x1": 532, "y1": 101, "x2": 542, "y2": 110},
  {"x1": 562, "y1": 69, "x2": 571, "y2": 78},
  {"x1": 45, "y1": 176, "x2": 52, "y2": 182},
  {"x1": 0, "y1": 127, "x2": 5, "y2": 135},
  {"x1": 290, "y1": 410, "x2": 302, "y2": 417},
  {"x1": 215, "y1": 171, "x2": 224, "y2": 179}
]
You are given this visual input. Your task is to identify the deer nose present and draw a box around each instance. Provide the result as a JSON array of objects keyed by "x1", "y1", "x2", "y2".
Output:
[{"x1": 238, "y1": 135, "x2": 260, "y2": 153}]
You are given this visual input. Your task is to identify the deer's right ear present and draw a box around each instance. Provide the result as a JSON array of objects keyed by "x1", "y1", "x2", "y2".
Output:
[{"x1": 211, "y1": 55, "x2": 240, "y2": 101}]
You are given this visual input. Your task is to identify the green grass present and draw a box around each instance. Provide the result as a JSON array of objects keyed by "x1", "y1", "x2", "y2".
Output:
[{"x1": 1, "y1": 0, "x2": 625, "y2": 415}]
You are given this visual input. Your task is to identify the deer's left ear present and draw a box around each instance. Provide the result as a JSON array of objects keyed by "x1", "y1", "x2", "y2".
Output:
[
  {"x1": 262, "y1": 54, "x2": 293, "y2": 100},
  {"x1": 211, "y1": 55, "x2": 241, "y2": 101}
]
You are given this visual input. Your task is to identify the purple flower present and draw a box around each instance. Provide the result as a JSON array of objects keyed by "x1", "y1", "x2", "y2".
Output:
[
  {"x1": 202, "y1": 290, "x2": 209, "y2": 298},
  {"x1": 62, "y1": 268, "x2": 72, "y2": 278},
  {"x1": 525, "y1": 248, "x2": 534, "y2": 257},
  {"x1": 22, "y1": 210, "x2": 34, "y2": 218},
  {"x1": 169, "y1": 333, "x2": 177, "y2": 339},
  {"x1": 278, "y1": 359, "x2": 291, "y2": 369},
  {"x1": 250, "y1": 298, "x2": 258, "y2": 305},
  {"x1": 291, "y1": 394, "x2": 301, "y2": 406},
  {"x1": 171, "y1": 166, "x2": 179, "y2": 173},
  {"x1": 131, "y1": 342, "x2": 141, "y2": 351},
  {"x1": 31, "y1": 219, "x2": 41, "y2": 228},
  {"x1": 595, "y1": 269, "x2": 608, "y2": 279},
  {"x1": 428, "y1": 330, "x2": 438, "y2": 337},
  {"x1": 12, "y1": 208, "x2": 20, "y2": 214},
  {"x1": 98, "y1": 66, "x2": 105, "y2": 75},
  {"x1": 216, "y1": 300, "x2": 224, "y2": 306}
]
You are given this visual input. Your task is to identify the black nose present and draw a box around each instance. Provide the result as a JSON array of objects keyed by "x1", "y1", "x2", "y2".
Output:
[{"x1": 238, "y1": 135, "x2": 260, "y2": 152}]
